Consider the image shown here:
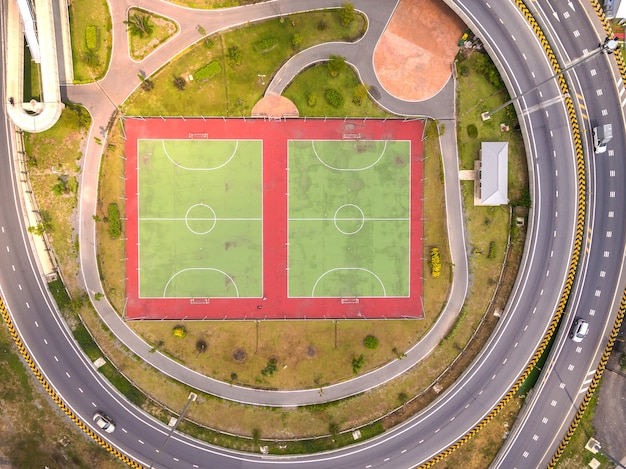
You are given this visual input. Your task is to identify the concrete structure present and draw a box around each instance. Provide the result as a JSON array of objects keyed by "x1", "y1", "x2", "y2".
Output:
[
  {"x1": 479, "y1": 141, "x2": 508, "y2": 206},
  {"x1": 5, "y1": 0, "x2": 70, "y2": 132},
  {"x1": 604, "y1": 0, "x2": 626, "y2": 18}
]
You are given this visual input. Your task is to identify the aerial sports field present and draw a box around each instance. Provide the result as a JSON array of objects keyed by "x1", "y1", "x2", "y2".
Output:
[{"x1": 124, "y1": 118, "x2": 423, "y2": 319}]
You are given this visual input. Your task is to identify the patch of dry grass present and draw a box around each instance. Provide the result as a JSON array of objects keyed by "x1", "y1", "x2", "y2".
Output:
[
  {"x1": 431, "y1": 397, "x2": 523, "y2": 468},
  {"x1": 127, "y1": 8, "x2": 179, "y2": 61}
]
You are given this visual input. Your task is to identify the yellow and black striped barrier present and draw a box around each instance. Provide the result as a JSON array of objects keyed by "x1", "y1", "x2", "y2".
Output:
[
  {"x1": 0, "y1": 298, "x2": 144, "y2": 468},
  {"x1": 418, "y1": 1, "x2": 588, "y2": 466}
]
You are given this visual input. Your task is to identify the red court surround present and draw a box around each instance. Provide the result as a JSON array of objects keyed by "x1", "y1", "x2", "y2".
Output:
[{"x1": 124, "y1": 118, "x2": 423, "y2": 320}]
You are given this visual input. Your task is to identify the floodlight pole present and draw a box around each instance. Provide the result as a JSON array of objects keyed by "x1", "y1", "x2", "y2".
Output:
[
  {"x1": 481, "y1": 37, "x2": 618, "y2": 121},
  {"x1": 149, "y1": 392, "x2": 197, "y2": 469}
]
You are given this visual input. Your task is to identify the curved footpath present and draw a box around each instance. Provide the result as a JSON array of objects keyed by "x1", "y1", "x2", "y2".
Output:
[{"x1": 62, "y1": 0, "x2": 469, "y2": 406}]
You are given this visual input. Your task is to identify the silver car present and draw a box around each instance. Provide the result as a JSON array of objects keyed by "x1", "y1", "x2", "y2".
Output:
[
  {"x1": 569, "y1": 318, "x2": 589, "y2": 343},
  {"x1": 93, "y1": 411, "x2": 115, "y2": 433}
]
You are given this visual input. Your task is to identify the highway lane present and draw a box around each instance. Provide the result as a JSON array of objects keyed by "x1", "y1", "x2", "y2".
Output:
[
  {"x1": 492, "y1": 1, "x2": 626, "y2": 466},
  {"x1": 0, "y1": 0, "x2": 614, "y2": 468}
]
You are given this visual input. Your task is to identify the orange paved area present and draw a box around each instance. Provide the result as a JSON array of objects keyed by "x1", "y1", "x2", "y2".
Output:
[
  {"x1": 374, "y1": 0, "x2": 466, "y2": 101},
  {"x1": 251, "y1": 93, "x2": 299, "y2": 117}
]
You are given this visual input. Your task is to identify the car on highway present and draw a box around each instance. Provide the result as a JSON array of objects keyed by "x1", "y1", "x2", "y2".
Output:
[
  {"x1": 569, "y1": 318, "x2": 589, "y2": 343},
  {"x1": 93, "y1": 411, "x2": 115, "y2": 433}
]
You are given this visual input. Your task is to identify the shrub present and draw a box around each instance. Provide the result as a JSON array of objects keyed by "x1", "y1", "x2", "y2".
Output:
[
  {"x1": 352, "y1": 354, "x2": 365, "y2": 374},
  {"x1": 254, "y1": 36, "x2": 277, "y2": 53},
  {"x1": 353, "y1": 83, "x2": 369, "y2": 105},
  {"x1": 227, "y1": 45, "x2": 242, "y2": 65},
  {"x1": 429, "y1": 247, "x2": 441, "y2": 278},
  {"x1": 324, "y1": 88, "x2": 344, "y2": 108},
  {"x1": 307, "y1": 93, "x2": 317, "y2": 107},
  {"x1": 108, "y1": 203, "x2": 121, "y2": 238},
  {"x1": 86, "y1": 25, "x2": 98, "y2": 50},
  {"x1": 172, "y1": 325, "x2": 187, "y2": 338},
  {"x1": 261, "y1": 358, "x2": 278, "y2": 377},
  {"x1": 291, "y1": 33, "x2": 303, "y2": 50},
  {"x1": 195, "y1": 61, "x2": 222, "y2": 81},
  {"x1": 467, "y1": 124, "x2": 478, "y2": 138},
  {"x1": 363, "y1": 335, "x2": 379, "y2": 350}
]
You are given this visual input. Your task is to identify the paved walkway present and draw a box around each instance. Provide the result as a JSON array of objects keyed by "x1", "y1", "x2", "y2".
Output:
[{"x1": 59, "y1": 0, "x2": 469, "y2": 406}]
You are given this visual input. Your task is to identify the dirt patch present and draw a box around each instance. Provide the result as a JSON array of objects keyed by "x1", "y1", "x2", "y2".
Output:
[{"x1": 373, "y1": 0, "x2": 466, "y2": 100}]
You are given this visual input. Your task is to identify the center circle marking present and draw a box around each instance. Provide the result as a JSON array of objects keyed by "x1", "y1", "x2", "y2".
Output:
[
  {"x1": 185, "y1": 203, "x2": 217, "y2": 235},
  {"x1": 333, "y1": 204, "x2": 365, "y2": 235}
]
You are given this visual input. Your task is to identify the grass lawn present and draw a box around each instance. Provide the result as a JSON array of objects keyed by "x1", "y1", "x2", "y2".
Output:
[
  {"x1": 23, "y1": 42, "x2": 41, "y2": 101},
  {"x1": 68, "y1": 0, "x2": 112, "y2": 82},
  {"x1": 127, "y1": 7, "x2": 179, "y2": 61},
  {"x1": 122, "y1": 9, "x2": 367, "y2": 116},
  {"x1": 283, "y1": 63, "x2": 391, "y2": 117},
  {"x1": 24, "y1": 105, "x2": 91, "y2": 295}
]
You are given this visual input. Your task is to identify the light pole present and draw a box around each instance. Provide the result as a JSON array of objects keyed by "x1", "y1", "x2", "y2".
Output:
[
  {"x1": 481, "y1": 36, "x2": 618, "y2": 121},
  {"x1": 149, "y1": 392, "x2": 197, "y2": 469}
]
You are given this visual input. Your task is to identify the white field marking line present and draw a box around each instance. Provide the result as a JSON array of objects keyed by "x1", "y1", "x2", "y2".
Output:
[
  {"x1": 139, "y1": 217, "x2": 263, "y2": 221},
  {"x1": 161, "y1": 139, "x2": 239, "y2": 171},
  {"x1": 261, "y1": 138, "x2": 265, "y2": 297},
  {"x1": 311, "y1": 140, "x2": 388, "y2": 171},
  {"x1": 311, "y1": 268, "x2": 387, "y2": 297},
  {"x1": 289, "y1": 217, "x2": 409, "y2": 221},
  {"x1": 163, "y1": 268, "x2": 240, "y2": 298},
  {"x1": 408, "y1": 139, "x2": 412, "y2": 297}
]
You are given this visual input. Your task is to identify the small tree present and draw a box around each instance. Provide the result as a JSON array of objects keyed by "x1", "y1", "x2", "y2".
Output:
[
  {"x1": 124, "y1": 13, "x2": 153, "y2": 38},
  {"x1": 138, "y1": 74, "x2": 154, "y2": 91},
  {"x1": 227, "y1": 45, "x2": 242, "y2": 65},
  {"x1": 173, "y1": 76, "x2": 186, "y2": 90},
  {"x1": 351, "y1": 354, "x2": 365, "y2": 374},
  {"x1": 340, "y1": 3, "x2": 355, "y2": 25},
  {"x1": 327, "y1": 55, "x2": 346, "y2": 77}
]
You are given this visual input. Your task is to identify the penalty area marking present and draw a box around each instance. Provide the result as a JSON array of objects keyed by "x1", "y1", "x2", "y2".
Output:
[
  {"x1": 311, "y1": 268, "x2": 387, "y2": 297},
  {"x1": 311, "y1": 140, "x2": 388, "y2": 171},
  {"x1": 161, "y1": 139, "x2": 239, "y2": 171},
  {"x1": 163, "y1": 268, "x2": 240, "y2": 297}
]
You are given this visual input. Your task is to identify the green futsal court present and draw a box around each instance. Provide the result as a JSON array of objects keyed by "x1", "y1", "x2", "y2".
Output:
[
  {"x1": 287, "y1": 140, "x2": 412, "y2": 298},
  {"x1": 137, "y1": 139, "x2": 263, "y2": 298}
]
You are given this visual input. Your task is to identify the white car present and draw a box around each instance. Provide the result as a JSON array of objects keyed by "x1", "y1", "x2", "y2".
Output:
[
  {"x1": 93, "y1": 411, "x2": 115, "y2": 433},
  {"x1": 569, "y1": 318, "x2": 589, "y2": 343}
]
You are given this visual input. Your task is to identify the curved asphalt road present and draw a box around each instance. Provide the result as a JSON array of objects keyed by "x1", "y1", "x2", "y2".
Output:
[{"x1": 0, "y1": 0, "x2": 622, "y2": 468}]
